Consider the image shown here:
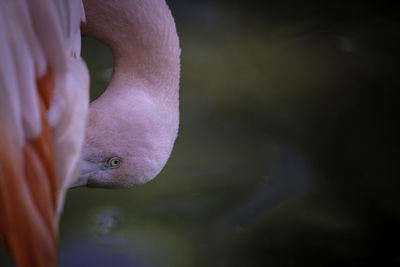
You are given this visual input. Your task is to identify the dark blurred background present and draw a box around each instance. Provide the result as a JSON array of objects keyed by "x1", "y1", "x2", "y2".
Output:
[{"x1": 2, "y1": 0, "x2": 400, "y2": 266}]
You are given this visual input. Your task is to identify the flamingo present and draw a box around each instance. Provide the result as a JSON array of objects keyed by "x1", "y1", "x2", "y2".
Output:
[{"x1": 0, "y1": 0, "x2": 180, "y2": 266}]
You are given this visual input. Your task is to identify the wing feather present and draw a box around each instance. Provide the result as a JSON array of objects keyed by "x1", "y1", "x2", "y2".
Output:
[
  {"x1": 26, "y1": 0, "x2": 67, "y2": 74},
  {"x1": 54, "y1": 57, "x2": 89, "y2": 215},
  {"x1": 0, "y1": 2, "x2": 25, "y2": 146},
  {"x1": 10, "y1": 2, "x2": 42, "y2": 140},
  {"x1": 0, "y1": 122, "x2": 57, "y2": 267},
  {"x1": 0, "y1": 0, "x2": 89, "y2": 266}
]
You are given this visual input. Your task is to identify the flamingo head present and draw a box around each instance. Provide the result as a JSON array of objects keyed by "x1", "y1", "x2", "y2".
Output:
[
  {"x1": 72, "y1": 0, "x2": 180, "y2": 188},
  {"x1": 74, "y1": 89, "x2": 179, "y2": 188}
]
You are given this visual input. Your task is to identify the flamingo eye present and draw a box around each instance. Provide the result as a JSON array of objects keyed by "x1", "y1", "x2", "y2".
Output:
[{"x1": 107, "y1": 157, "x2": 121, "y2": 169}]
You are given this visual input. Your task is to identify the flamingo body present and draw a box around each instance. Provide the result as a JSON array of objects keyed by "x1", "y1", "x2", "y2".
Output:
[
  {"x1": 0, "y1": 0, "x2": 180, "y2": 266},
  {"x1": 0, "y1": 0, "x2": 88, "y2": 266}
]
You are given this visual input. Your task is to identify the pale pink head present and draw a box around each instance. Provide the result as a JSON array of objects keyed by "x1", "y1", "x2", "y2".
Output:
[{"x1": 73, "y1": 0, "x2": 180, "y2": 188}]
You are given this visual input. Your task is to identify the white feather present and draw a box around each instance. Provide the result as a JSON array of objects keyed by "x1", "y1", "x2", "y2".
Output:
[
  {"x1": 26, "y1": 0, "x2": 67, "y2": 74},
  {"x1": 47, "y1": 0, "x2": 90, "y2": 215},
  {"x1": 0, "y1": 0, "x2": 89, "y2": 217},
  {"x1": 11, "y1": 1, "x2": 41, "y2": 139},
  {"x1": 17, "y1": 0, "x2": 48, "y2": 81},
  {"x1": 54, "y1": 57, "x2": 89, "y2": 216},
  {"x1": 0, "y1": 1, "x2": 25, "y2": 147}
]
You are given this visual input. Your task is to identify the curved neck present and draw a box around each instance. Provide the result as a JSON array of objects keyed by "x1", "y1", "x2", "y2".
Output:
[{"x1": 82, "y1": 0, "x2": 180, "y2": 104}]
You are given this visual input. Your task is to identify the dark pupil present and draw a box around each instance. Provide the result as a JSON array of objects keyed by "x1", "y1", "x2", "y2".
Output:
[{"x1": 113, "y1": 160, "x2": 118, "y2": 165}]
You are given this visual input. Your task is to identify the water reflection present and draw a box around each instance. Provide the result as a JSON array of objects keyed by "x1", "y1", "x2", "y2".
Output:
[{"x1": 92, "y1": 207, "x2": 125, "y2": 243}]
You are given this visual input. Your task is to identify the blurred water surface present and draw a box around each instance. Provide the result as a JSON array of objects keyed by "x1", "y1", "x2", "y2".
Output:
[{"x1": 1, "y1": 1, "x2": 399, "y2": 266}]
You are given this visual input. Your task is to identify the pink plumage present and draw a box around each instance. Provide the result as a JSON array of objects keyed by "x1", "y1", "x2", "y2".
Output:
[{"x1": 0, "y1": 0, "x2": 180, "y2": 266}]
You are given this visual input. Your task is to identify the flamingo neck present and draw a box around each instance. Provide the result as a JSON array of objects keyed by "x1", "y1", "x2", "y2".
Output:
[{"x1": 82, "y1": 0, "x2": 180, "y2": 104}]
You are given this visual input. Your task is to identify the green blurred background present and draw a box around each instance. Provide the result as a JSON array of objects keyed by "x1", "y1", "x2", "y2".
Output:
[{"x1": 2, "y1": 0, "x2": 400, "y2": 266}]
